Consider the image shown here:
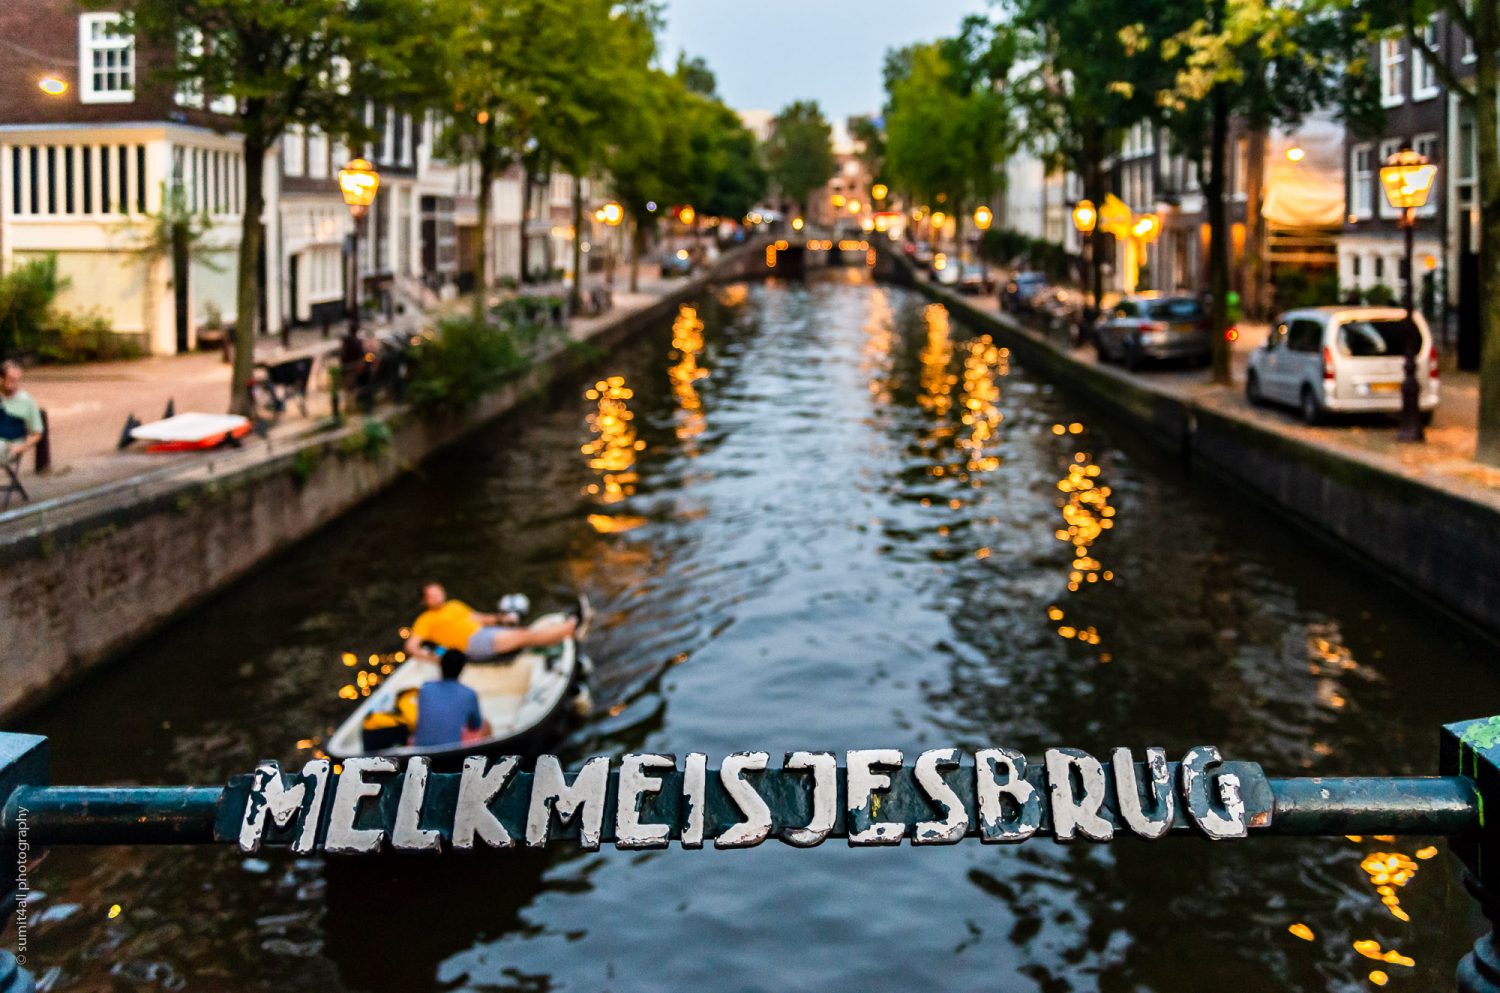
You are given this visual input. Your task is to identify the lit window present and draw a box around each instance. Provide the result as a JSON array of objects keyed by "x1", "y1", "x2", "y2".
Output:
[
  {"x1": 1380, "y1": 36, "x2": 1405, "y2": 106},
  {"x1": 79, "y1": 13, "x2": 135, "y2": 104}
]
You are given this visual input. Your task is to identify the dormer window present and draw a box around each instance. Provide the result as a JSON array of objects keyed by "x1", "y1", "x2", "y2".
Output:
[{"x1": 79, "y1": 13, "x2": 135, "y2": 104}]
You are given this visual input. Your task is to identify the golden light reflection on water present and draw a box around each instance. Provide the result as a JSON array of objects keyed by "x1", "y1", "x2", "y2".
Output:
[
  {"x1": 918, "y1": 304, "x2": 956, "y2": 421},
  {"x1": 957, "y1": 336, "x2": 1005, "y2": 477},
  {"x1": 1047, "y1": 426, "x2": 1115, "y2": 658},
  {"x1": 669, "y1": 305, "x2": 708, "y2": 446},
  {"x1": 581, "y1": 376, "x2": 643, "y2": 504},
  {"x1": 862, "y1": 287, "x2": 894, "y2": 405}
]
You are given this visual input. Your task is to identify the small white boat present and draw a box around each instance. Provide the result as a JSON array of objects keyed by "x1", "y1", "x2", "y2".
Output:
[{"x1": 325, "y1": 603, "x2": 591, "y2": 767}]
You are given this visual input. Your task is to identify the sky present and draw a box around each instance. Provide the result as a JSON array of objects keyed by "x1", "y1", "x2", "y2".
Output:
[{"x1": 657, "y1": 0, "x2": 989, "y2": 125}]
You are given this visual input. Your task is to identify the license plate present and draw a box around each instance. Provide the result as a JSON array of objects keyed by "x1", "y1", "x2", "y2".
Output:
[
  {"x1": 1169, "y1": 324, "x2": 1197, "y2": 333},
  {"x1": 1369, "y1": 382, "x2": 1400, "y2": 394}
]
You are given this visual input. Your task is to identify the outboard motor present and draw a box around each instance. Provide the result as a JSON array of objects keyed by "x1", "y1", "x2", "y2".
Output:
[{"x1": 497, "y1": 593, "x2": 530, "y2": 626}]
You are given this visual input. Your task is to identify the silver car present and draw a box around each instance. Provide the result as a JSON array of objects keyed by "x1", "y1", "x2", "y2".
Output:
[
  {"x1": 1245, "y1": 306, "x2": 1440, "y2": 425},
  {"x1": 1094, "y1": 294, "x2": 1210, "y2": 369}
]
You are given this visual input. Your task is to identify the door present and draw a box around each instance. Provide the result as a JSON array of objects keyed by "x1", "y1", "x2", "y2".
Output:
[
  {"x1": 287, "y1": 254, "x2": 300, "y2": 327},
  {"x1": 1279, "y1": 318, "x2": 1324, "y2": 403}
]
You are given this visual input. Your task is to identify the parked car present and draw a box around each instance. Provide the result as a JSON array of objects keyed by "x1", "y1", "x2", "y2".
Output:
[
  {"x1": 1033, "y1": 287, "x2": 1085, "y2": 345},
  {"x1": 956, "y1": 263, "x2": 995, "y2": 294},
  {"x1": 1094, "y1": 293, "x2": 1210, "y2": 370},
  {"x1": 1001, "y1": 272, "x2": 1049, "y2": 312},
  {"x1": 661, "y1": 247, "x2": 695, "y2": 277},
  {"x1": 1245, "y1": 306, "x2": 1439, "y2": 425},
  {"x1": 932, "y1": 253, "x2": 960, "y2": 286},
  {"x1": 913, "y1": 244, "x2": 935, "y2": 270}
]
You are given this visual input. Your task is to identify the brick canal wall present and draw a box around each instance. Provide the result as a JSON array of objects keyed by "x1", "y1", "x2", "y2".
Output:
[
  {"x1": 905, "y1": 271, "x2": 1500, "y2": 639},
  {"x1": 0, "y1": 243, "x2": 768, "y2": 721}
]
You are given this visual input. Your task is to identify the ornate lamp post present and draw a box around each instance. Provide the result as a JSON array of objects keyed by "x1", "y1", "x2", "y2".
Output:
[
  {"x1": 595, "y1": 200, "x2": 623, "y2": 287},
  {"x1": 973, "y1": 205, "x2": 993, "y2": 282},
  {"x1": 1131, "y1": 212, "x2": 1162, "y2": 291},
  {"x1": 337, "y1": 158, "x2": 380, "y2": 335},
  {"x1": 1379, "y1": 149, "x2": 1438, "y2": 442},
  {"x1": 1073, "y1": 199, "x2": 1098, "y2": 330}
]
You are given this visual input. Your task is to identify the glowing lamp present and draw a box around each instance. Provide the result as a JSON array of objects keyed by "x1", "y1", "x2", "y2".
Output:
[
  {"x1": 1072, "y1": 200, "x2": 1097, "y2": 235},
  {"x1": 1285, "y1": 146, "x2": 1305, "y2": 163},
  {"x1": 38, "y1": 75, "x2": 68, "y2": 97},
  {"x1": 931, "y1": 211, "x2": 947, "y2": 228},
  {"x1": 678, "y1": 205, "x2": 696, "y2": 225},
  {"x1": 599, "y1": 201, "x2": 623, "y2": 226},
  {"x1": 1380, "y1": 150, "x2": 1437, "y2": 211},
  {"x1": 831, "y1": 194, "x2": 847, "y2": 208},
  {"x1": 974, "y1": 205, "x2": 993, "y2": 231},
  {"x1": 872, "y1": 184, "x2": 888, "y2": 201},
  {"x1": 1131, "y1": 213, "x2": 1161, "y2": 243},
  {"x1": 792, "y1": 217, "x2": 805, "y2": 231},
  {"x1": 337, "y1": 158, "x2": 380, "y2": 219}
]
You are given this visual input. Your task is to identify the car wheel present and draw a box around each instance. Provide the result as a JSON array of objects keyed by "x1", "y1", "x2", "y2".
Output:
[
  {"x1": 1246, "y1": 372, "x2": 1263, "y2": 406},
  {"x1": 1300, "y1": 386, "x2": 1322, "y2": 426}
]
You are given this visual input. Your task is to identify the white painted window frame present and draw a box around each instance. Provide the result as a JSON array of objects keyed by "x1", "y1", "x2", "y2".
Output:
[
  {"x1": 1414, "y1": 132, "x2": 1441, "y2": 217},
  {"x1": 1379, "y1": 36, "x2": 1405, "y2": 107},
  {"x1": 79, "y1": 13, "x2": 136, "y2": 105},
  {"x1": 1413, "y1": 18, "x2": 1441, "y2": 101},
  {"x1": 1377, "y1": 138, "x2": 1404, "y2": 219},
  {"x1": 1351, "y1": 143, "x2": 1374, "y2": 220}
]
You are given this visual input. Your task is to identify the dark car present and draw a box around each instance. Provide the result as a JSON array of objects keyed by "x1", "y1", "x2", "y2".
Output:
[
  {"x1": 1094, "y1": 294, "x2": 1210, "y2": 370},
  {"x1": 1001, "y1": 272, "x2": 1049, "y2": 312}
]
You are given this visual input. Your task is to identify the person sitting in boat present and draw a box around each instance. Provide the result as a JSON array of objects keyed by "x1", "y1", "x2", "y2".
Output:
[
  {"x1": 411, "y1": 650, "x2": 489, "y2": 747},
  {"x1": 405, "y1": 582, "x2": 577, "y2": 662}
]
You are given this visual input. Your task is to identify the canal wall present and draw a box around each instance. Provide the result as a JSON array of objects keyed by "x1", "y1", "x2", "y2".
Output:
[
  {"x1": 0, "y1": 243, "x2": 769, "y2": 721},
  {"x1": 901, "y1": 268, "x2": 1500, "y2": 638}
]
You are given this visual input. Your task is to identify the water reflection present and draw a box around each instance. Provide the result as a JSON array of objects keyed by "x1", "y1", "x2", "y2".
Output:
[{"x1": 16, "y1": 272, "x2": 1500, "y2": 993}]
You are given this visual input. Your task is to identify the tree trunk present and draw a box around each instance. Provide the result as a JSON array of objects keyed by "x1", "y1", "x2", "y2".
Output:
[
  {"x1": 570, "y1": 175, "x2": 585, "y2": 314},
  {"x1": 473, "y1": 155, "x2": 494, "y2": 325},
  {"x1": 1475, "y1": 4, "x2": 1500, "y2": 463},
  {"x1": 518, "y1": 173, "x2": 532, "y2": 286},
  {"x1": 1206, "y1": 86, "x2": 1233, "y2": 385},
  {"x1": 230, "y1": 135, "x2": 266, "y2": 415},
  {"x1": 629, "y1": 220, "x2": 642, "y2": 293},
  {"x1": 1245, "y1": 127, "x2": 1268, "y2": 319}
]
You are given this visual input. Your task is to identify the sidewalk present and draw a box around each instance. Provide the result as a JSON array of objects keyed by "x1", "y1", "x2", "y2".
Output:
[
  {"x1": 949, "y1": 280, "x2": 1500, "y2": 509},
  {"x1": 6, "y1": 266, "x2": 674, "y2": 514}
]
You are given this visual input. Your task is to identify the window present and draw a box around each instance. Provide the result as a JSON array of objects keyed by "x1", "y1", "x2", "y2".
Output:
[
  {"x1": 1351, "y1": 144, "x2": 1373, "y2": 219},
  {"x1": 1338, "y1": 319, "x2": 1412, "y2": 357},
  {"x1": 1415, "y1": 133, "x2": 1440, "y2": 217},
  {"x1": 1374, "y1": 256, "x2": 1385, "y2": 279},
  {"x1": 176, "y1": 29, "x2": 204, "y2": 108},
  {"x1": 1352, "y1": 255, "x2": 1362, "y2": 279},
  {"x1": 1287, "y1": 319, "x2": 1323, "y2": 353},
  {"x1": 283, "y1": 127, "x2": 304, "y2": 177},
  {"x1": 79, "y1": 13, "x2": 135, "y2": 104},
  {"x1": 1380, "y1": 36, "x2": 1405, "y2": 106},
  {"x1": 1414, "y1": 18, "x2": 1440, "y2": 99},
  {"x1": 1460, "y1": 121, "x2": 1477, "y2": 181},
  {"x1": 307, "y1": 128, "x2": 328, "y2": 178},
  {"x1": 1464, "y1": 0, "x2": 1477, "y2": 62},
  {"x1": 1377, "y1": 138, "x2": 1403, "y2": 218}
]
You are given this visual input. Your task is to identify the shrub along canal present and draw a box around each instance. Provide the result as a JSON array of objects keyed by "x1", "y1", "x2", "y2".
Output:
[{"x1": 19, "y1": 268, "x2": 1500, "y2": 991}]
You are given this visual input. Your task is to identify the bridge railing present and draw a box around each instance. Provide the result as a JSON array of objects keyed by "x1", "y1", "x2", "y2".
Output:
[{"x1": 4, "y1": 720, "x2": 1500, "y2": 990}]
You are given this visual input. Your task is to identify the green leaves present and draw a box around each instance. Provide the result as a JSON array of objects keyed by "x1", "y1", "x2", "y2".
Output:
[{"x1": 764, "y1": 101, "x2": 836, "y2": 215}]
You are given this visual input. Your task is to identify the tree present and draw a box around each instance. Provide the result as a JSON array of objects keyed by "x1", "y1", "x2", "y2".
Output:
[
  {"x1": 117, "y1": 0, "x2": 429, "y2": 413},
  {"x1": 1141, "y1": 0, "x2": 1378, "y2": 382},
  {"x1": 1384, "y1": 0, "x2": 1500, "y2": 462},
  {"x1": 764, "y1": 100, "x2": 836, "y2": 219}
]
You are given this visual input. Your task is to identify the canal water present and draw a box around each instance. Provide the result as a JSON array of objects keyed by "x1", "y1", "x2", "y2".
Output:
[{"x1": 19, "y1": 269, "x2": 1500, "y2": 992}]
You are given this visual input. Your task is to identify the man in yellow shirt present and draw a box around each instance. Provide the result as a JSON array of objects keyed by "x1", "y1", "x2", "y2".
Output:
[{"x1": 405, "y1": 582, "x2": 576, "y2": 662}]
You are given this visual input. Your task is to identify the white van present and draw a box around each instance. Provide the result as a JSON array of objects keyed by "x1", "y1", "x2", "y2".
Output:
[{"x1": 1245, "y1": 307, "x2": 1440, "y2": 425}]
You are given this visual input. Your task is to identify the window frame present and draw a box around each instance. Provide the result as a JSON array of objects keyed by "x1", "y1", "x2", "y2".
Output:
[
  {"x1": 1379, "y1": 36, "x2": 1405, "y2": 107},
  {"x1": 1351, "y1": 143, "x2": 1374, "y2": 220},
  {"x1": 1414, "y1": 132, "x2": 1441, "y2": 217},
  {"x1": 1377, "y1": 138, "x2": 1404, "y2": 219},
  {"x1": 79, "y1": 13, "x2": 136, "y2": 105},
  {"x1": 1413, "y1": 18, "x2": 1441, "y2": 100}
]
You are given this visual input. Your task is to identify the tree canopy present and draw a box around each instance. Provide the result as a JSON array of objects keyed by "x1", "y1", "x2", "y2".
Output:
[{"x1": 764, "y1": 100, "x2": 837, "y2": 216}]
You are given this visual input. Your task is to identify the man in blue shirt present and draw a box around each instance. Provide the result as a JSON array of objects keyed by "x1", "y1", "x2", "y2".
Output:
[{"x1": 412, "y1": 650, "x2": 489, "y2": 747}]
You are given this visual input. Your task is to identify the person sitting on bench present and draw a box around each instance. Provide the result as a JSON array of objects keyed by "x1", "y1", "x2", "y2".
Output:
[
  {"x1": 0, "y1": 360, "x2": 44, "y2": 466},
  {"x1": 404, "y1": 582, "x2": 576, "y2": 662}
]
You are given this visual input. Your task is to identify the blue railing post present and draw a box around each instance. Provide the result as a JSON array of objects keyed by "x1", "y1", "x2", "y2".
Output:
[
  {"x1": 1444, "y1": 718, "x2": 1500, "y2": 992},
  {"x1": 0, "y1": 734, "x2": 46, "y2": 993}
]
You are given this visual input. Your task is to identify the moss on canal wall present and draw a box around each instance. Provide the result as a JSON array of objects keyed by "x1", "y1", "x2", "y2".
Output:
[
  {"x1": 904, "y1": 269, "x2": 1500, "y2": 638},
  {"x1": 0, "y1": 242, "x2": 770, "y2": 721}
]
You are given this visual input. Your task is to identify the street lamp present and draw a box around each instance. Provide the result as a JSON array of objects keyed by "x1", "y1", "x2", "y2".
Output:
[
  {"x1": 338, "y1": 157, "x2": 380, "y2": 335},
  {"x1": 1379, "y1": 149, "x2": 1438, "y2": 442},
  {"x1": 1131, "y1": 212, "x2": 1161, "y2": 291},
  {"x1": 872, "y1": 183, "x2": 888, "y2": 202},
  {"x1": 1072, "y1": 199, "x2": 1098, "y2": 330},
  {"x1": 973, "y1": 205, "x2": 993, "y2": 282},
  {"x1": 595, "y1": 200, "x2": 623, "y2": 287},
  {"x1": 37, "y1": 75, "x2": 68, "y2": 96}
]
